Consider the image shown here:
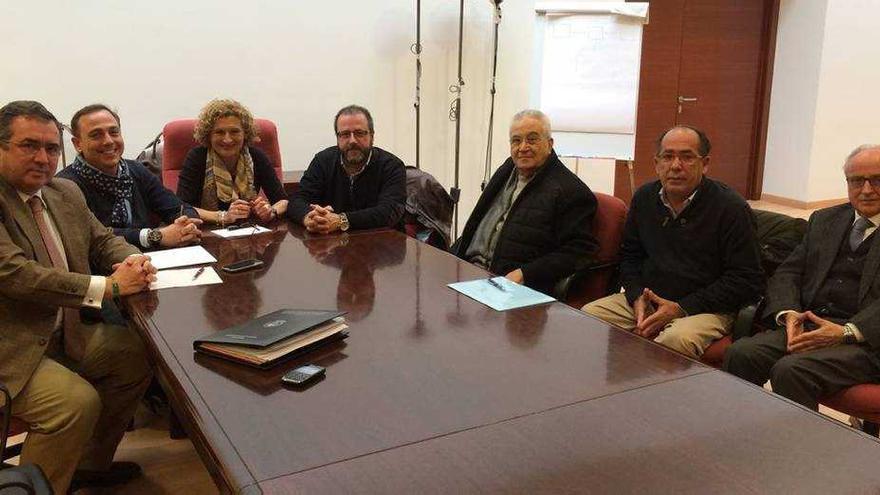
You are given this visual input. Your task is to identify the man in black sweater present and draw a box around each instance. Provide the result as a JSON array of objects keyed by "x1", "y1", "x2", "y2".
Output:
[
  {"x1": 288, "y1": 105, "x2": 405, "y2": 234},
  {"x1": 57, "y1": 104, "x2": 201, "y2": 250},
  {"x1": 584, "y1": 126, "x2": 764, "y2": 358},
  {"x1": 451, "y1": 110, "x2": 597, "y2": 296}
]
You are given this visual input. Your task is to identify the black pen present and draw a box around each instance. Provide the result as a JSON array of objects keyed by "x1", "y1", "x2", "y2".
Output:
[
  {"x1": 191, "y1": 266, "x2": 206, "y2": 281},
  {"x1": 487, "y1": 278, "x2": 506, "y2": 292}
]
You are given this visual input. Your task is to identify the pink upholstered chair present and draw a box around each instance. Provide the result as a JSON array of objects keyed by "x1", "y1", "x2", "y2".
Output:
[
  {"x1": 161, "y1": 118, "x2": 283, "y2": 194},
  {"x1": 559, "y1": 192, "x2": 628, "y2": 309}
]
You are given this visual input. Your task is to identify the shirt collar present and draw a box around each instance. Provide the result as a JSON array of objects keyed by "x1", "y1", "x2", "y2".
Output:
[
  {"x1": 658, "y1": 186, "x2": 699, "y2": 216},
  {"x1": 854, "y1": 210, "x2": 880, "y2": 228},
  {"x1": 17, "y1": 188, "x2": 44, "y2": 205}
]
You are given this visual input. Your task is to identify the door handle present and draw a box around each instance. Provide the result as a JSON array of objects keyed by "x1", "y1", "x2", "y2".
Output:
[{"x1": 677, "y1": 96, "x2": 698, "y2": 113}]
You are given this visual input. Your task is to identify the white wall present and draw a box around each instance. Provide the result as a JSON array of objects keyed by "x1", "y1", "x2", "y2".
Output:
[
  {"x1": 763, "y1": 0, "x2": 880, "y2": 203},
  {"x1": 3, "y1": 0, "x2": 621, "y2": 233}
]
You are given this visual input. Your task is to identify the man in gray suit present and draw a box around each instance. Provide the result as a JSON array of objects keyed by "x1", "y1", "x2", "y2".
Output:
[
  {"x1": 724, "y1": 144, "x2": 880, "y2": 410},
  {"x1": 0, "y1": 101, "x2": 156, "y2": 493}
]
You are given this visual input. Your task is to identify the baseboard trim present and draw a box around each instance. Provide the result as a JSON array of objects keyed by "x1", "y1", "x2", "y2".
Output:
[{"x1": 760, "y1": 193, "x2": 848, "y2": 210}]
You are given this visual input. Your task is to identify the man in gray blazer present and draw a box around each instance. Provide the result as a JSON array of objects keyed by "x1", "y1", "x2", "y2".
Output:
[
  {"x1": 0, "y1": 101, "x2": 156, "y2": 493},
  {"x1": 724, "y1": 144, "x2": 880, "y2": 410}
]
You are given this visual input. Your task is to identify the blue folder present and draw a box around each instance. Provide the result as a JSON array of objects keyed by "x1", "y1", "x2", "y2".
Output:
[{"x1": 447, "y1": 276, "x2": 556, "y2": 311}]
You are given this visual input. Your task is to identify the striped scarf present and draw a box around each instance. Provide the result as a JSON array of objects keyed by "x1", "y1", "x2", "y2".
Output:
[{"x1": 201, "y1": 147, "x2": 256, "y2": 210}]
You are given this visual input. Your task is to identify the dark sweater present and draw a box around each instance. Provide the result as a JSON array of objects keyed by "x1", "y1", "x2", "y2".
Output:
[
  {"x1": 176, "y1": 146, "x2": 285, "y2": 210},
  {"x1": 288, "y1": 146, "x2": 406, "y2": 230},
  {"x1": 57, "y1": 159, "x2": 198, "y2": 247},
  {"x1": 620, "y1": 178, "x2": 765, "y2": 315},
  {"x1": 452, "y1": 151, "x2": 598, "y2": 295}
]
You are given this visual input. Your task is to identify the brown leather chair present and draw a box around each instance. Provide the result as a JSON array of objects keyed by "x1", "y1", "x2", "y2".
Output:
[
  {"x1": 558, "y1": 192, "x2": 628, "y2": 309},
  {"x1": 161, "y1": 118, "x2": 283, "y2": 194}
]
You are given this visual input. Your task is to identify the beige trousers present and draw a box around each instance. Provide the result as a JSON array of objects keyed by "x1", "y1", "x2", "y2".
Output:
[
  {"x1": 583, "y1": 293, "x2": 734, "y2": 358},
  {"x1": 10, "y1": 322, "x2": 152, "y2": 494}
]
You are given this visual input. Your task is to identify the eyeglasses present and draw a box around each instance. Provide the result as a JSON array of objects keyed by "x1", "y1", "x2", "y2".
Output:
[
  {"x1": 336, "y1": 130, "x2": 371, "y2": 139},
  {"x1": 510, "y1": 133, "x2": 545, "y2": 147},
  {"x1": 846, "y1": 176, "x2": 880, "y2": 189},
  {"x1": 1, "y1": 139, "x2": 62, "y2": 158},
  {"x1": 656, "y1": 152, "x2": 704, "y2": 166}
]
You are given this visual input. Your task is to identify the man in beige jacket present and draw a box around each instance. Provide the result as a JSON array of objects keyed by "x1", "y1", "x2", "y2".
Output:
[{"x1": 0, "y1": 100, "x2": 156, "y2": 493}]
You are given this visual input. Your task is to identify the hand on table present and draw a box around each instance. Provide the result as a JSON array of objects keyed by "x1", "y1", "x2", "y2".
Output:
[
  {"x1": 108, "y1": 254, "x2": 157, "y2": 296},
  {"x1": 160, "y1": 215, "x2": 203, "y2": 247}
]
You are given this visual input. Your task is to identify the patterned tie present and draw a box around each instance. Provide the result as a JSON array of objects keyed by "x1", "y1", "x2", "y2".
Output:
[
  {"x1": 27, "y1": 196, "x2": 85, "y2": 361},
  {"x1": 850, "y1": 216, "x2": 874, "y2": 252}
]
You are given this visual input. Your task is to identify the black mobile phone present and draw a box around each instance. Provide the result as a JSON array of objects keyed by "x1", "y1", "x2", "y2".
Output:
[
  {"x1": 281, "y1": 364, "x2": 326, "y2": 386},
  {"x1": 221, "y1": 258, "x2": 264, "y2": 273},
  {"x1": 226, "y1": 222, "x2": 255, "y2": 231}
]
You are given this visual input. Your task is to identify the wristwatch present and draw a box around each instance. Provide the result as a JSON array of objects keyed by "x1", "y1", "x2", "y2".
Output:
[
  {"x1": 339, "y1": 213, "x2": 350, "y2": 232},
  {"x1": 147, "y1": 228, "x2": 163, "y2": 248},
  {"x1": 842, "y1": 323, "x2": 858, "y2": 345}
]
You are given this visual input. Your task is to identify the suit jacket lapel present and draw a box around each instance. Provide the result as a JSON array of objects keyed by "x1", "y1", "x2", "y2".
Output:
[
  {"x1": 808, "y1": 207, "x2": 851, "y2": 304},
  {"x1": 0, "y1": 180, "x2": 52, "y2": 267},
  {"x1": 860, "y1": 225, "x2": 880, "y2": 303}
]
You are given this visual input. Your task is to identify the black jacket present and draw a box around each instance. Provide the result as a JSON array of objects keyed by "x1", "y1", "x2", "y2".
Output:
[
  {"x1": 452, "y1": 151, "x2": 598, "y2": 295},
  {"x1": 177, "y1": 146, "x2": 286, "y2": 209},
  {"x1": 57, "y1": 159, "x2": 197, "y2": 248},
  {"x1": 288, "y1": 146, "x2": 406, "y2": 230},
  {"x1": 620, "y1": 178, "x2": 765, "y2": 315}
]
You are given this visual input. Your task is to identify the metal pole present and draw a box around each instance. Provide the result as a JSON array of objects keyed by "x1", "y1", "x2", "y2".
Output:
[
  {"x1": 482, "y1": 2, "x2": 502, "y2": 190},
  {"x1": 412, "y1": 0, "x2": 422, "y2": 169},
  {"x1": 449, "y1": 0, "x2": 465, "y2": 236}
]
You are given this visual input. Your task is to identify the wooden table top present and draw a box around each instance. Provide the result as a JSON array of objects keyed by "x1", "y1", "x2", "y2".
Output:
[{"x1": 126, "y1": 223, "x2": 880, "y2": 494}]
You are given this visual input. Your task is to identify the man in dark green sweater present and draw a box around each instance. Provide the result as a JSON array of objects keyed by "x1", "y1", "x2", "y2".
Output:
[{"x1": 584, "y1": 126, "x2": 764, "y2": 358}]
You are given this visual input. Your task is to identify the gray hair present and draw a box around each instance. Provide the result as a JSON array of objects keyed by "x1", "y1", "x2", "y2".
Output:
[
  {"x1": 844, "y1": 144, "x2": 880, "y2": 169},
  {"x1": 511, "y1": 109, "x2": 552, "y2": 138}
]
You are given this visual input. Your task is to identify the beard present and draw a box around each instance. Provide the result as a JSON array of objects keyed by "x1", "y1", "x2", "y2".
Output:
[{"x1": 342, "y1": 143, "x2": 370, "y2": 167}]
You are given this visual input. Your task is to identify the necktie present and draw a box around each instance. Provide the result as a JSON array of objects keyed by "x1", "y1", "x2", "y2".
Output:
[
  {"x1": 850, "y1": 216, "x2": 874, "y2": 252},
  {"x1": 27, "y1": 196, "x2": 85, "y2": 361}
]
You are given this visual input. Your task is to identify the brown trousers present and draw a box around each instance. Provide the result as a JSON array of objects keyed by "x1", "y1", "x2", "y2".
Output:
[{"x1": 10, "y1": 321, "x2": 152, "y2": 494}]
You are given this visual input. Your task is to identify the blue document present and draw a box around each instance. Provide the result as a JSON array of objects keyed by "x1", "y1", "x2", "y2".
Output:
[{"x1": 447, "y1": 277, "x2": 556, "y2": 311}]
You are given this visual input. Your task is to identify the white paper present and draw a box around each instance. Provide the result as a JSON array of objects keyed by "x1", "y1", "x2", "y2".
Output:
[
  {"x1": 539, "y1": 14, "x2": 643, "y2": 134},
  {"x1": 211, "y1": 226, "x2": 272, "y2": 238},
  {"x1": 148, "y1": 246, "x2": 217, "y2": 270},
  {"x1": 150, "y1": 267, "x2": 223, "y2": 290}
]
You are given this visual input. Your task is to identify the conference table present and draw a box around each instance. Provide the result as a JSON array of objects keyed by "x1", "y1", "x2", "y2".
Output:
[{"x1": 125, "y1": 222, "x2": 880, "y2": 494}]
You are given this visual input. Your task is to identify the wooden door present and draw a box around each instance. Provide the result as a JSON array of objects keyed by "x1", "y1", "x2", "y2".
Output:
[{"x1": 616, "y1": 0, "x2": 778, "y2": 201}]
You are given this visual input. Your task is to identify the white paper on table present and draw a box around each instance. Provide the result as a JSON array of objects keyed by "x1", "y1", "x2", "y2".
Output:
[
  {"x1": 211, "y1": 226, "x2": 272, "y2": 238},
  {"x1": 150, "y1": 267, "x2": 223, "y2": 290},
  {"x1": 148, "y1": 246, "x2": 217, "y2": 270}
]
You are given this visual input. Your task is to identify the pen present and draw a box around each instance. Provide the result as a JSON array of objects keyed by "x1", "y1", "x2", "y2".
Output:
[
  {"x1": 487, "y1": 278, "x2": 506, "y2": 292},
  {"x1": 192, "y1": 266, "x2": 206, "y2": 281}
]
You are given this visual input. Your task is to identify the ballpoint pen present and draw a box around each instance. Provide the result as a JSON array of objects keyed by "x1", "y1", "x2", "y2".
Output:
[
  {"x1": 191, "y1": 266, "x2": 206, "y2": 281},
  {"x1": 487, "y1": 277, "x2": 506, "y2": 292}
]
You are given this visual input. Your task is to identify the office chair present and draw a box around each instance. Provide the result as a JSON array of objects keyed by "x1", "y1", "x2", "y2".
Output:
[
  {"x1": 557, "y1": 192, "x2": 628, "y2": 309},
  {"x1": 1, "y1": 382, "x2": 52, "y2": 494},
  {"x1": 161, "y1": 118, "x2": 283, "y2": 194}
]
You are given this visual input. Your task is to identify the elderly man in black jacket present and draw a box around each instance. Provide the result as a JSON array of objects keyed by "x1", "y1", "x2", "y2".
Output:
[
  {"x1": 584, "y1": 125, "x2": 764, "y2": 358},
  {"x1": 451, "y1": 109, "x2": 598, "y2": 296}
]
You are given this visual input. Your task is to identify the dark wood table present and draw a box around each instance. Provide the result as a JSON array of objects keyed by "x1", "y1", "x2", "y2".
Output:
[{"x1": 126, "y1": 224, "x2": 880, "y2": 494}]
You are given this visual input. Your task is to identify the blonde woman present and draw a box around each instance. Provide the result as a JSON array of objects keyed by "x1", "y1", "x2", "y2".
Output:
[{"x1": 177, "y1": 99, "x2": 287, "y2": 225}]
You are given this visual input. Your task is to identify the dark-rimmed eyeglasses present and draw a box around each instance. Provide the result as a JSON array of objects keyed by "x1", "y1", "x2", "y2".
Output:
[
  {"x1": 846, "y1": 176, "x2": 880, "y2": 189},
  {"x1": 0, "y1": 139, "x2": 62, "y2": 158},
  {"x1": 656, "y1": 152, "x2": 704, "y2": 166},
  {"x1": 336, "y1": 130, "x2": 371, "y2": 139}
]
